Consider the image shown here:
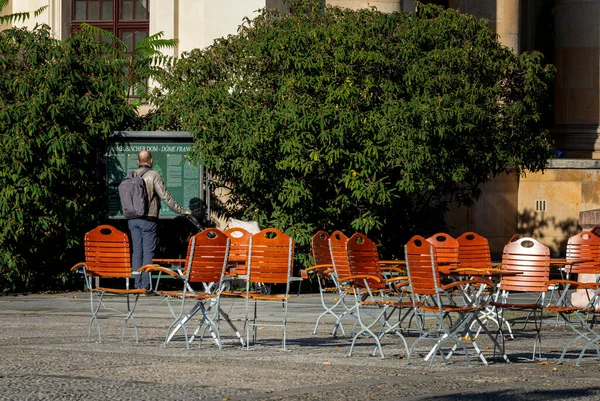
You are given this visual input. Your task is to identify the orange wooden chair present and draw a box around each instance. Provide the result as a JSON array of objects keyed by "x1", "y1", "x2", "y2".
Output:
[
  {"x1": 546, "y1": 231, "x2": 600, "y2": 365},
  {"x1": 241, "y1": 228, "x2": 301, "y2": 350},
  {"x1": 70, "y1": 225, "x2": 146, "y2": 343},
  {"x1": 224, "y1": 227, "x2": 252, "y2": 276},
  {"x1": 303, "y1": 231, "x2": 346, "y2": 335},
  {"x1": 457, "y1": 232, "x2": 494, "y2": 270},
  {"x1": 345, "y1": 233, "x2": 411, "y2": 359},
  {"x1": 489, "y1": 237, "x2": 551, "y2": 361},
  {"x1": 563, "y1": 230, "x2": 600, "y2": 277},
  {"x1": 404, "y1": 235, "x2": 496, "y2": 366},
  {"x1": 457, "y1": 232, "x2": 514, "y2": 340},
  {"x1": 328, "y1": 230, "x2": 359, "y2": 336},
  {"x1": 140, "y1": 228, "x2": 235, "y2": 349},
  {"x1": 427, "y1": 232, "x2": 459, "y2": 274}
]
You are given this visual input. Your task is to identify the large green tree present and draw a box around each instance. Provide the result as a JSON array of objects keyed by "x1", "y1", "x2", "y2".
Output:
[
  {"x1": 156, "y1": 1, "x2": 555, "y2": 265},
  {"x1": 0, "y1": 24, "x2": 137, "y2": 292}
]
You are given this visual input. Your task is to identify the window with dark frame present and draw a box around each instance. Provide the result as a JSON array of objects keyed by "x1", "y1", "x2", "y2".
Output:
[{"x1": 71, "y1": 0, "x2": 149, "y2": 51}]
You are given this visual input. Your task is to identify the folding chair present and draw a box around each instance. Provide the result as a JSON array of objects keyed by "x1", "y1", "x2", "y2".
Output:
[
  {"x1": 404, "y1": 235, "x2": 496, "y2": 366},
  {"x1": 546, "y1": 231, "x2": 600, "y2": 365},
  {"x1": 70, "y1": 225, "x2": 146, "y2": 343},
  {"x1": 345, "y1": 233, "x2": 411, "y2": 359},
  {"x1": 328, "y1": 230, "x2": 359, "y2": 336},
  {"x1": 457, "y1": 232, "x2": 514, "y2": 340},
  {"x1": 140, "y1": 228, "x2": 236, "y2": 349},
  {"x1": 303, "y1": 230, "x2": 345, "y2": 335},
  {"x1": 489, "y1": 237, "x2": 551, "y2": 361},
  {"x1": 241, "y1": 228, "x2": 301, "y2": 351}
]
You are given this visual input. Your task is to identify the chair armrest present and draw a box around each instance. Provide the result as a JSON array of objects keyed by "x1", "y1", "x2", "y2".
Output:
[
  {"x1": 385, "y1": 276, "x2": 408, "y2": 283},
  {"x1": 338, "y1": 274, "x2": 381, "y2": 283},
  {"x1": 237, "y1": 274, "x2": 249, "y2": 280},
  {"x1": 305, "y1": 264, "x2": 333, "y2": 272},
  {"x1": 70, "y1": 262, "x2": 87, "y2": 272},
  {"x1": 138, "y1": 264, "x2": 180, "y2": 277},
  {"x1": 289, "y1": 277, "x2": 304, "y2": 282}
]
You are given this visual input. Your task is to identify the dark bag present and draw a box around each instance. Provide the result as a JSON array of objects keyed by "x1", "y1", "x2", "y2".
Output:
[{"x1": 118, "y1": 168, "x2": 151, "y2": 219}]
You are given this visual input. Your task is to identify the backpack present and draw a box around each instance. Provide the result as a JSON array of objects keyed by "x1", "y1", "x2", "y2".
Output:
[{"x1": 118, "y1": 168, "x2": 151, "y2": 219}]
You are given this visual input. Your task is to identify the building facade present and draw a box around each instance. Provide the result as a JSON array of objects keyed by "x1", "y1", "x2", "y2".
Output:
[{"x1": 3, "y1": 0, "x2": 600, "y2": 255}]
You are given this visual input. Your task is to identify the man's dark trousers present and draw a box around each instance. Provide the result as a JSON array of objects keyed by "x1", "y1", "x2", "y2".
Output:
[{"x1": 128, "y1": 218, "x2": 158, "y2": 290}]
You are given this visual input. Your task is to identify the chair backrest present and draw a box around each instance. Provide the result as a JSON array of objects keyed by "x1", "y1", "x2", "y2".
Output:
[
  {"x1": 329, "y1": 230, "x2": 351, "y2": 279},
  {"x1": 346, "y1": 233, "x2": 386, "y2": 290},
  {"x1": 405, "y1": 235, "x2": 439, "y2": 296},
  {"x1": 499, "y1": 237, "x2": 550, "y2": 293},
  {"x1": 247, "y1": 228, "x2": 294, "y2": 284},
  {"x1": 184, "y1": 228, "x2": 230, "y2": 284},
  {"x1": 457, "y1": 232, "x2": 493, "y2": 270},
  {"x1": 311, "y1": 230, "x2": 332, "y2": 266},
  {"x1": 426, "y1": 232, "x2": 459, "y2": 274},
  {"x1": 566, "y1": 231, "x2": 600, "y2": 274},
  {"x1": 224, "y1": 227, "x2": 252, "y2": 274},
  {"x1": 84, "y1": 225, "x2": 131, "y2": 278}
]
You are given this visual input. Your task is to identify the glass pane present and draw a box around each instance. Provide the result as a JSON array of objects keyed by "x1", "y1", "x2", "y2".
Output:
[
  {"x1": 121, "y1": 31, "x2": 134, "y2": 51},
  {"x1": 88, "y1": 1, "x2": 99, "y2": 20},
  {"x1": 75, "y1": 1, "x2": 86, "y2": 20},
  {"x1": 121, "y1": 0, "x2": 133, "y2": 20},
  {"x1": 100, "y1": 32, "x2": 112, "y2": 44},
  {"x1": 134, "y1": 31, "x2": 147, "y2": 47},
  {"x1": 101, "y1": 0, "x2": 113, "y2": 20},
  {"x1": 134, "y1": 0, "x2": 147, "y2": 20}
]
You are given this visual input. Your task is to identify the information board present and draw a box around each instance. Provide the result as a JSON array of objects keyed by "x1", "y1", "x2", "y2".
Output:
[{"x1": 106, "y1": 132, "x2": 206, "y2": 219}]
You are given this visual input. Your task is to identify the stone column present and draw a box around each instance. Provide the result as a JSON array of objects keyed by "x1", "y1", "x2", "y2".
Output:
[
  {"x1": 495, "y1": 0, "x2": 520, "y2": 53},
  {"x1": 49, "y1": 0, "x2": 71, "y2": 40},
  {"x1": 553, "y1": 0, "x2": 600, "y2": 159}
]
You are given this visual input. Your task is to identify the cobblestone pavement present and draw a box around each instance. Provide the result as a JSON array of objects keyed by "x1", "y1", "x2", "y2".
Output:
[{"x1": 2, "y1": 292, "x2": 600, "y2": 400}]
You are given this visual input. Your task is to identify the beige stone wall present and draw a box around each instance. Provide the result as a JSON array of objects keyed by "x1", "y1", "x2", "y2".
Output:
[
  {"x1": 446, "y1": 173, "x2": 518, "y2": 257},
  {"x1": 448, "y1": 163, "x2": 600, "y2": 257},
  {"x1": 0, "y1": 0, "x2": 13, "y2": 31},
  {"x1": 517, "y1": 169, "x2": 583, "y2": 254}
]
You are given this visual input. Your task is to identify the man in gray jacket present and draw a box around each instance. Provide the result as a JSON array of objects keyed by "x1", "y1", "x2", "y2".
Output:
[{"x1": 129, "y1": 150, "x2": 190, "y2": 291}]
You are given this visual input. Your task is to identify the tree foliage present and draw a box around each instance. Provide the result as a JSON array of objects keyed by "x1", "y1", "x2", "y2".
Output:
[
  {"x1": 0, "y1": 25, "x2": 137, "y2": 292},
  {"x1": 154, "y1": 1, "x2": 555, "y2": 265},
  {"x1": 79, "y1": 24, "x2": 179, "y2": 104}
]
